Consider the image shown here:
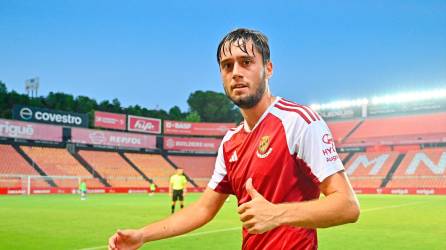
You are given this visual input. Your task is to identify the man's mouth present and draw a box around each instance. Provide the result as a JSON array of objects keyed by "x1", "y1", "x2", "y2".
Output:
[{"x1": 232, "y1": 83, "x2": 248, "y2": 90}]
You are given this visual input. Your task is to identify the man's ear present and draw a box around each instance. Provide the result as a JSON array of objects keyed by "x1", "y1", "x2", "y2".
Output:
[{"x1": 265, "y1": 61, "x2": 273, "y2": 79}]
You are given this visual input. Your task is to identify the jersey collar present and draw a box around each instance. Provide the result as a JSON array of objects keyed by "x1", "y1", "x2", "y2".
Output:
[{"x1": 242, "y1": 96, "x2": 282, "y2": 133}]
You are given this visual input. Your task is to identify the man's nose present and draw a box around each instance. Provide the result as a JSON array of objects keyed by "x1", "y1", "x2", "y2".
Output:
[{"x1": 232, "y1": 62, "x2": 243, "y2": 80}]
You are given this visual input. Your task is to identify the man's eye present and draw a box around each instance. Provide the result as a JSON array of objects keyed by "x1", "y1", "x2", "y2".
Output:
[
  {"x1": 222, "y1": 63, "x2": 232, "y2": 69},
  {"x1": 243, "y1": 60, "x2": 251, "y2": 65}
]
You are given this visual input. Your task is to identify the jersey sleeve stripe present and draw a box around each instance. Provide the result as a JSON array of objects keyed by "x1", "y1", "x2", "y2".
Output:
[
  {"x1": 274, "y1": 103, "x2": 312, "y2": 124},
  {"x1": 279, "y1": 99, "x2": 318, "y2": 121},
  {"x1": 313, "y1": 111, "x2": 321, "y2": 120}
]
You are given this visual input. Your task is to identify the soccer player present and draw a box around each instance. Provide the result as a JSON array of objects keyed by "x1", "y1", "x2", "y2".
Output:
[
  {"x1": 108, "y1": 28, "x2": 360, "y2": 250},
  {"x1": 169, "y1": 168, "x2": 187, "y2": 213},
  {"x1": 149, "y1": 182, "x2": 156, "y2": 196},
  {"x1": 79, "y1": 179, "x2": 87, "y2": 201}
]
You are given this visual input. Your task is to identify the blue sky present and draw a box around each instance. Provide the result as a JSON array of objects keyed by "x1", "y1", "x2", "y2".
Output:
[{"x1": 1, "y1": 0, "x2": 445, "y2": 111}]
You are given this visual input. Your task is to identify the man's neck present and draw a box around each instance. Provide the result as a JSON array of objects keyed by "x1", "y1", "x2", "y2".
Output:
[{"x1": 240, "y1": 94, "x2": 276, "y2": 131}]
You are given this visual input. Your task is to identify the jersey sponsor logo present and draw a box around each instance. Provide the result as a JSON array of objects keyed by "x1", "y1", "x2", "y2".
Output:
[
  {"x1": 322, "y1": 146, "x2": 336, "y2": 156},
  {"x1": 322, "y1": 133, "x2": 334, "y2": 145},
  {"x1": 257, "y1": 135, "x2": 273, "y2": 159},
  {"x1": 321, "y1": 133, "x2": 338, "y2": 162},
  {"x1": 325, "y1": 155, "x2": 339, "y2": 162},
  {"x1": 229, "y1": 151, "x2": 238, "y2": 163}
]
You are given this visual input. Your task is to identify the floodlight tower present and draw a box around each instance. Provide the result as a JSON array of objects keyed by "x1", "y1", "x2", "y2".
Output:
[{"x1": 25, "y1": 77, "x2": 39, "y2": 98}]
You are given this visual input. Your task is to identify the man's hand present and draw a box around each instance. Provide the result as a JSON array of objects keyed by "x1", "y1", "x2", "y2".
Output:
[
  {"x1": 237, "y1": 178, "x2": 284, "y2": 234},
  {"x1": 108, "y1": 229, "x2": 144, "y2": 250}
]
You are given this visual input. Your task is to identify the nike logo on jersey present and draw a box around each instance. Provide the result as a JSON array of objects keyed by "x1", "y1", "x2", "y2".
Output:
[{"x1": 229, "y1": 151, "x2": 238, "y2": 163}]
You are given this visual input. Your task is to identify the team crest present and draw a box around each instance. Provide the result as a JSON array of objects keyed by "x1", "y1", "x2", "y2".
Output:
[{"x1": 257, "y1": 135, "x2": 273, "y2": 158}]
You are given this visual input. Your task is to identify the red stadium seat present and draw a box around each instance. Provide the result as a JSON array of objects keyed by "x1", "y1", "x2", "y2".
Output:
[
  {"x1": 168, "y1": 155, "x2": 216, "y2": 188},
  {"x1": 79, "y1": 150, "x2": 149, "y2": 187},
  {"x1": 0, "y1": 144, "x2": 50, "y2": 188},
  {"x1": 21, "y1": 146, "x2": 104, "y2": 188},
  {"x1": 387, "y1": 148, "x2": 446, "y2": 188},
  {"x1": 124, "y1": 153, "x2": 180, "y2": 188},
  {"x1": 344, "y1": 151, "x2": 400, "y2": 188},
  {"x1": 327, "y1": 119, "x2": 361, "y2": 144},
  {"x1": 343, "y1": 112, "x2": 446, "y2": 146}
]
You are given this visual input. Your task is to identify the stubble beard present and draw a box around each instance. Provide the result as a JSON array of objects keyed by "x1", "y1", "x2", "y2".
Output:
[{"x1": 225, "y1": 76, "x2": 267, "y2": 109}]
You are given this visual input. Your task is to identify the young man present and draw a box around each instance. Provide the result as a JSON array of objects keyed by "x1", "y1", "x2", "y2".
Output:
[
  {"x1": 108, "y1": 28, "x2": 360, "y2": 250},
  {"x1": 169, "y1": 168, "x2": 187, "y2": 213}
]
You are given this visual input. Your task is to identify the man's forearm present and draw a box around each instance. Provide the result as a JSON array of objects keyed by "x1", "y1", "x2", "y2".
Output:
[
  {"x1": 276, "y1": 191, "x2": 360, "y2": 229},
  {"x1": 140, "y1": 202, "x2": 212, "y2": 242},
  {"x1": 139, "y1": 188, "x2": 228, "y2": 242}
]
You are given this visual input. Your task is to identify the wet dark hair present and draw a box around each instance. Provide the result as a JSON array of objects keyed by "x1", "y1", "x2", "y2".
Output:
[{"x1": 217, "y1": 28, "x2": 270, "y2": 65}]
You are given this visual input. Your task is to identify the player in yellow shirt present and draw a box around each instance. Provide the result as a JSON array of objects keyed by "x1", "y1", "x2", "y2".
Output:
[{"x1": 169, "y1": 168, "x2": 187, "y2": 214}]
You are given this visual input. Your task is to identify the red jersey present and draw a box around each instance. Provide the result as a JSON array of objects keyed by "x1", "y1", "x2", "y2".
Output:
[{"x1": 208, "y1": 97, "x2": 344, "y2": 250}]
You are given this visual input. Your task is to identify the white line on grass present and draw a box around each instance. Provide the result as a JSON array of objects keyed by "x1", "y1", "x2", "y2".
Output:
[
  {"x1": 176, "y1": 226, "x2": 240, "y2": 238},
  {"x1": 78, "y1": 201, "x2": 425, "y2": 250},
  {"x1": 361, "y1": 201, "x2": 425, "y2": 212},
  {"x1": 78, "y1": 227, "x2": 240, "y2": 250}
]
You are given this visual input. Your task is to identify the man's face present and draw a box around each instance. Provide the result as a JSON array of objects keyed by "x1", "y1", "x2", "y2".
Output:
[
  {"x1": 177, "y1": 169, "x2": 183, "y2": 175},
  {"x1": 219, "y1": 40, "x2": 272, "y2": 109}
]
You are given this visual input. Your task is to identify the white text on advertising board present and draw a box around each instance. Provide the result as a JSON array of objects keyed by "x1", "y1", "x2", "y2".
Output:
[
  {"x1": 0, "y1": 122, "x2": 34, "y2": 137},
  {"x1": 109, "y1": 136, "x2": 142, "y2": 145},
  {"x1": 175, "y1": 141, "x2": 215, "y2": 148},
  {"x1": 166, "y1": 121, "x2": 192, "y2": 129}
]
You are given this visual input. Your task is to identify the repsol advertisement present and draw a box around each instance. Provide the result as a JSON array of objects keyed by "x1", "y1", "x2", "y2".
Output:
[{"x1": 12, "y1": 105, "x2": 88, "y2": 127}]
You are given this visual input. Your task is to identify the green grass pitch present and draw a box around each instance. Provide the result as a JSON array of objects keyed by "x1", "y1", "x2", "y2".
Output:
[{"x1": 1, "y1": 193, "x2": 445, "y2": 249}]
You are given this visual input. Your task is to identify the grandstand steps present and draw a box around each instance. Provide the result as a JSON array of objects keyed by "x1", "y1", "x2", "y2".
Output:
[
  {"x1": 70, "y1": 149, "x2": 111, "y2": 187},
  {"x1": 380, "y1": 153, "x2": 406, "y2": 188},
  {"x1": 161, "y1": 152, "x2": 198, "y2": 188},
  {"x1": 12, "y1": 145, "x2": 57, "y2": 187},
  {"x1": 341, "y1": 152, "x2": 355, "y2": 165},
  {"x1": 119, "y1": 152, "x2": 153, "y2": 184},
  {"x1": 341, "y1": 119, "x2": 365, "y2": 143}
]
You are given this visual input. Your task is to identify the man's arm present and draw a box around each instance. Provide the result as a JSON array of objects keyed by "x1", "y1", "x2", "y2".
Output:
[
  {"x1": 108, "y1": 188, "x2": 228, "y2": 250},
  {"x1": 238, "y1": 172, "x2": 360, "y2": 234},
  {"x1": 183, "y1": 177, "x2": 187, "y2": 195}
]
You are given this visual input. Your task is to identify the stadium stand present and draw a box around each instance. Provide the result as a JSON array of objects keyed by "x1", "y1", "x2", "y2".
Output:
[
  {"x1": 20, "y1": 146, "x2": 103, "y2": 188},
  {"x1": 327, "y1": 119, "x2": 361, "y2": 144},
  {"x1": 1, "y1": 92, "x2": 445, "y2": 194},
  {"x1": 345, "y1": 152, "x2": 400, "y2": 188},
  {"x1": 387, "y1": 148, "x2": 446, "y2": 188},
  {"x1": 0, "y1": 144, "x2": 49, "y2": 188},
  {"x1": 343, "y1": 112, "x2": 446, "y2": 146},
  {"x1": 78, "y1": 150, "x2": 150, "y2": 187},
  {"x1": 338, "y1": 152, "x2": 350, "y2": 162},
  {"x1": 168, "y1": 155, "x2": 216, "y2": 188},
  {"x1": 124, "y1": 153, "x2": 177, "y2": 188}
]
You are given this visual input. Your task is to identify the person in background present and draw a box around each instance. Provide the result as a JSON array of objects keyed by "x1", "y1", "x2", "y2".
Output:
[
  {"x1": 149, "y1": 182, "x2": 156, "y2": 196},
  {"x1": 169, "y1": 168, "x2": 187, "y2": 213},
  {"x1": 79, "y1": 179, "x2": 87, "y2": 201}
]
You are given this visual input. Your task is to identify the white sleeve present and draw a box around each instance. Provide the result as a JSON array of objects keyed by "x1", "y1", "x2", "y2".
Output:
[
  {"x1": 297, "y1": 119, "x2": 344, "y2": 183},
  {"x1": 207, "y1": 143, "x2": 233, "y2": 194}
]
